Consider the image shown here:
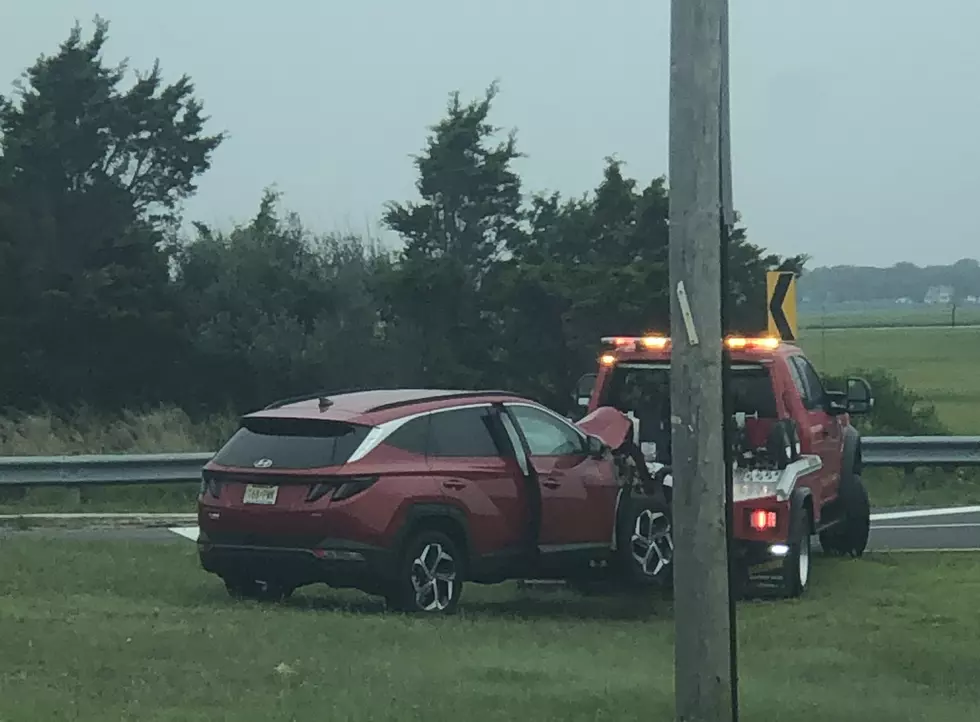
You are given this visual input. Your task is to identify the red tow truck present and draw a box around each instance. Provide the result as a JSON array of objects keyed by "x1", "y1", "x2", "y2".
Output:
[{"x1": 574, "y1": 334, "x2": 874, "y2": 597}]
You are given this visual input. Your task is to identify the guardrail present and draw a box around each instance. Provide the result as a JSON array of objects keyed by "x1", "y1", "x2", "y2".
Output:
[
  {"x1": 861, "y1": 436, "x2": 980, "y2": 470},
  {"x1": 0, "y1": 437, "x2": 978, "y2": 488},
  {"x1": 0, "y1": 453, "x2": 213, "y2": 487}
]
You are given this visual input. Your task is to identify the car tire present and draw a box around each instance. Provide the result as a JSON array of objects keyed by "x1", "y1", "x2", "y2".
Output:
[
  {"x1": 224, "y1": 577, "x2": 293, "y2": 603},
  {"x1": 617, "y1": 493, "x2": 674, "y2": 589},
  {"x1": 778, "y1": 503, "x2": 812, "y2": 598},
  {"x1": 385, "y1": 529, "x2": 463, "y2": 615},
  {"x1": 820, "y1": 474, "x2": 871, "y2": 557}
]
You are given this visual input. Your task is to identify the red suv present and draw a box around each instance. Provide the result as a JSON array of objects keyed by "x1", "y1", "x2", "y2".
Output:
[{"x1": 197, "y1": 389, "x2": 673, "y2": 613}]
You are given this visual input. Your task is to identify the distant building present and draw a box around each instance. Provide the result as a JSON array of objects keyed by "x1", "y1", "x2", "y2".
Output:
[{"x1": 924, "y1": 285, "x2": 953, "y2": 304}]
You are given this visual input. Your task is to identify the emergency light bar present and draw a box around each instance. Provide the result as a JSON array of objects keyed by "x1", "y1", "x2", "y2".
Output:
[{"x1": 599, "y1": 335, "x2": 780, "y2": 354}]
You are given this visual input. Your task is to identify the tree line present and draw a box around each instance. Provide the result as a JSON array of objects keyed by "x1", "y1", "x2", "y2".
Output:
[
  {"x1": 1, "y1": 18, "x2": 806, "y2": 419},
  {"x1": 799, "y1": 259, "x2": 980, "y2": 305}
]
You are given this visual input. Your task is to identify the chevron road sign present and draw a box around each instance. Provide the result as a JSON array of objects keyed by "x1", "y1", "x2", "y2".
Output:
[{"x1": 767, "y1": 271, "x2": 798, "y2": 341}]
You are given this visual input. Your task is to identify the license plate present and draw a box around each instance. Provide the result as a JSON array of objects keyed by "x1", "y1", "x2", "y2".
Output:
[{"x1": 243, "y1": 484, "x2": 278, "y2": 505}]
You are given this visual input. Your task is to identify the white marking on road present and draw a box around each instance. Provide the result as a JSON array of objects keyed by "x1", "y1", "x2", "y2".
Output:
[
  {"x1": 873, "y1": 523, "x2": 980, "y2": 530},
  {"x1": 169, "y1": 526, "x2": 199, "y2": 541},
  {"x1": 870, "y1": 505, "x2": 980, "y2": 522},
  {"x1": 870, "y1": 548, "x2": 980, "y2": 553}
]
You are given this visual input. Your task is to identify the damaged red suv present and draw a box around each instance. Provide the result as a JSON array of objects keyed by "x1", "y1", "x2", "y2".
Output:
[{"x1": 197, "y1": 389, "x2": 672, "y2": 613}]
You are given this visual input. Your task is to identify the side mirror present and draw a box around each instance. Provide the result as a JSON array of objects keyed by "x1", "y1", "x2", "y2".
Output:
[
  {"x1": 572, "y1": 373, "x2": 597, "y2": 409},
  {"x1": 845, "y1": 376, "x2": 874, "y2": 415}
]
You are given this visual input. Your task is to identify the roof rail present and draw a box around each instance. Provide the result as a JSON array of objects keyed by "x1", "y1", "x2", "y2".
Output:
[
  {"x1": 365, "y1": 390, "x2": 521, "y2": 414},
  {"x1": 261, "y1": 386, "x2": 390, "y2": 411}
]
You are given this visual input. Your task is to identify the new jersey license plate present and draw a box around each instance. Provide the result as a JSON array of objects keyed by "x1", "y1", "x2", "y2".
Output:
[{"x1": 243, "y1": 484, "x2": 278, "y2": 505}]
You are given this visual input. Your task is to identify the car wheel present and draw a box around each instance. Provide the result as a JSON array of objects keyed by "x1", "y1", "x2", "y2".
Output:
[
  {"x1": 617, "y1": 494, "x2": 674, "y2": 588},
  {"x1": 820, "y1": 474, "x2": 870, "y2": 557},
  {"x1": 386, "y1": 530, "x2": 463, "y2": 615},
  {"x1": 224, "y1": 577, "x2": 293, "y2": 603},
  {"x1": 778, "y1": 504, "x2": 811, "y2": 598}
]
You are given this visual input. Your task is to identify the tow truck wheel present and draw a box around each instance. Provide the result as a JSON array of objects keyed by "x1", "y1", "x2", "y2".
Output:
[
  {"x1": 777, "y1": 504, "x2": 812, "y2": 598},
  {"x1": 820, "y1": 474, "x2": 871, "y2": 557}
]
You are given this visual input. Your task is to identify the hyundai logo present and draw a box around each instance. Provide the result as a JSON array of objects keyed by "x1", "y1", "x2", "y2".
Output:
[{"x1": 253, "y1": 458, "x2": 273, "y2": 468}]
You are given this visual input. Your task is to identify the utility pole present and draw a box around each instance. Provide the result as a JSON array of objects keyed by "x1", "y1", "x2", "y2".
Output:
[{"x1": 668, "y1": 0, "x2": 736, "y2": 720}]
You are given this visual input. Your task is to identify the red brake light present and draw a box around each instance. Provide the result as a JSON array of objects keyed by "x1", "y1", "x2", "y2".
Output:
[{"x1": 749, "y1": 509, "x2": 777, "y2": 531}]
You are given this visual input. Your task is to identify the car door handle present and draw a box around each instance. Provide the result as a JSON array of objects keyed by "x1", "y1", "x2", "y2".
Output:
[
  {"x1": 542, "y1": 479, "x2": 561, "y2": 489},
  {"x1": 442, "y1": 481, "x2": 466, "y2": 490}
]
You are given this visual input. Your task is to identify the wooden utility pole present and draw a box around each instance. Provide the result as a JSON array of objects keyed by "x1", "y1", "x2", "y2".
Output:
[{"x1": 668, "y1": 0, "x2": 735, "y2": 720}]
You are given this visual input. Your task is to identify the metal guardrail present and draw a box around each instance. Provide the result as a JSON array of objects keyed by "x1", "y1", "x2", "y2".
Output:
[
  {"x1": 0, "y1": 437, "x2": 978, "y2": 487},
  {"x1": 861, "y1": 436, "x2": 980, "y2": 469},
  {"x1": 0, "y1": 452, "x2": 213, "y2": 487}
]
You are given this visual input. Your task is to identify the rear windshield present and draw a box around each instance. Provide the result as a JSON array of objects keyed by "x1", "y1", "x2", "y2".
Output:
[
  {"x1": 211, "y1": 417, "x2": 372, "y2": 469},
  {"x1": 599, "y1": 362, "x2": 777, "y2": 443}
]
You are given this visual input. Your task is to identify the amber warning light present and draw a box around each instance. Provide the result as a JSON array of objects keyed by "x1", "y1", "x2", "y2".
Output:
[{"x1": 599, "y1": 335, "x2": 779, "y2": 354}]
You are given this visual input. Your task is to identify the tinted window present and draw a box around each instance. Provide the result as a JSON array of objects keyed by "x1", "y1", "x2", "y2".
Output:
[
  {"x1": 211, "y1": 417, "x2": 371, "y2": 469},
  {"x1": 508, "y1": 404, "x2": 585, "y2": 457},
  {"x1": 792, "y1": 357, "x2": 826, "y2": 410},
  {"x1": 428, "y1": 407, "x2": 501, "y2": 457},
  {"x1": 786, "y1": 359, "x2": 808, "y2": 403},
  {"x1": 600, "y1": 362, "x2": 778, "y2": 426},
  {"x1": 385, "y1": 416, "x2": 430, "y2": 454}
]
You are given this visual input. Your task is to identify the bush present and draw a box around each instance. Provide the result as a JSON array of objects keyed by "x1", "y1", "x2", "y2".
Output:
[{"x1": 823, "y1": 367, "x2": 947, "y2": 435}]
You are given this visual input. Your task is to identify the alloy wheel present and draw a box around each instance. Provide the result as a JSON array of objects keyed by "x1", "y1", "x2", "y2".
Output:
[
  {"x1": 410, "y1": 542, "x2": 457, "y2": 612},
  {"x1": 630, "y1": 509, "x2": 674, "y2": 578}
]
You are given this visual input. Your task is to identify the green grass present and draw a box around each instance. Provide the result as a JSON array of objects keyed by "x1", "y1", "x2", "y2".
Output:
[
  {"x1": 1, "y1": 539, "x2": 978, "y2": 721},
  {"x1": 800, "y1": 305, "x2": 980, "y2": 329},
  {"x1": 800, "y1": 325, "x2": 980, "y2": 434}
]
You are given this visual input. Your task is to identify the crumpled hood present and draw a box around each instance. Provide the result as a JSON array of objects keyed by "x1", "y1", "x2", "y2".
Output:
[{"x1": 575, "y1": 406, "x2": 634, "y2": 451}]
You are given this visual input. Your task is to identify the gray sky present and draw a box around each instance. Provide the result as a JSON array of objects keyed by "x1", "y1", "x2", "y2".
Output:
[{"x1": 4, "y1": 1, "x2": 979, "y2": 268}]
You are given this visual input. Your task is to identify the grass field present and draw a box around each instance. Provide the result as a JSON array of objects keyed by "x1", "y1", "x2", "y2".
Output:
[
  {"x1": 799, "y1": 325, "x2": 980, "y2": 434},
  {"x1": 799, "y1": 305, "x2": 980, "y2": 329},
  {"x1": 1, "y1": 539, "x2": 978, "y2": 721}
]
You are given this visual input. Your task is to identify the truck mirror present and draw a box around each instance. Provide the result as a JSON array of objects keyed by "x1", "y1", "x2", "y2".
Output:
[
  {"x1": 845, "y1": 377, "x2": 874, "y2": 415},
  {"x1": 572, "y1": 373, "x2": 597, "y2": 408}
]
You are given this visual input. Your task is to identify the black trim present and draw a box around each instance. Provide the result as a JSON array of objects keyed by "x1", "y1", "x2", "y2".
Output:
[
  {"x1": 789, "y1": 487, "x2": 813, "y2": 541},
  {"x1": 391, "y1": 503, "x2": 474, "y2": 574},
  {"x1": 197, "y1": 536, "x2": 392, "y2": 594}
]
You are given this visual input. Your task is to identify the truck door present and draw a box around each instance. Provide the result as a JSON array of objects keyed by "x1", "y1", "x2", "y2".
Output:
[{"x1": 787, "y1": 355, "x2": 842, "y2": 504}]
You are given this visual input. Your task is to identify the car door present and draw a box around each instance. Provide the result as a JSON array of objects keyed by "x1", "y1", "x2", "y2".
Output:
[
  {"x1": 423, "y1": 405, "x2": 529, "y2": 558},
  {"x1": 789, "y1": 355, "x2": 842, "y2": 503},
  {"x1": 503, "y1": 402, "x2": 616, "y2": 553}
]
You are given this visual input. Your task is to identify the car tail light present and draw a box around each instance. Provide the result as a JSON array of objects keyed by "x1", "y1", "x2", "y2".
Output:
[
  {"x1": 306, "y1": 475, "x2": 379, "y2": 503},
  {"x1": 199, "y1": 472, "x2": 223, "y2": 499},
  {"x1": 749, "y1": 509, "x2": 777, "y2": 531}
]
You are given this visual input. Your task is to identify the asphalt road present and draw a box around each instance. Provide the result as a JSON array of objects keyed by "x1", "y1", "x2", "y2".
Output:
[{"x1": 2, "y1": 506, "x2": 978, "y2": 551}]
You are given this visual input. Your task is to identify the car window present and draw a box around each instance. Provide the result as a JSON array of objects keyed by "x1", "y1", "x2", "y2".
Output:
[
  {"x1": 785, "y1": 358, "x2": 809, "y2": 406},
  {"x1": 507, "y1": 404, "x2": 585, "y2": 457},
  {"x1": 427, "y1": 406, "x2": 502, "y2": 457},
  {"x1": 792, "y1": 356, "x2": 826, "y2": 411},
  {"x1": 384, "y1": 415, "x2": 430, "y2": 454},
  {"x1": 211, "y1": 417, "x2": 371, "y2": 469}
]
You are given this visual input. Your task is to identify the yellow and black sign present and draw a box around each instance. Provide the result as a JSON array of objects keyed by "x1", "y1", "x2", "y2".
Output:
[{"x1": 766, "y1": 271, "x2": 798, "y2": 341}]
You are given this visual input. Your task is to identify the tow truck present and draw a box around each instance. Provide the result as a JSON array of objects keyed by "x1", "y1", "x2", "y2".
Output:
[{"x1": 573, "y1": 334, "x2": 874, "y2": 597}]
